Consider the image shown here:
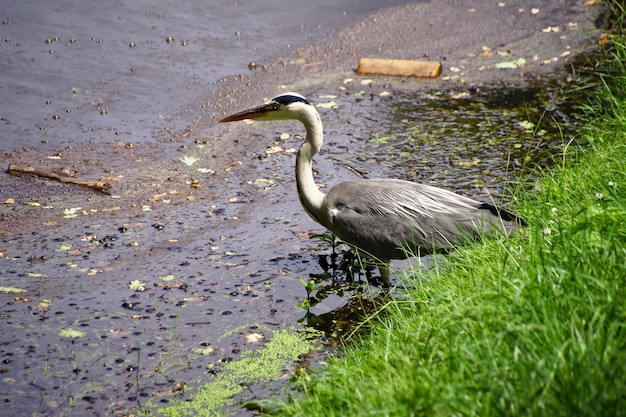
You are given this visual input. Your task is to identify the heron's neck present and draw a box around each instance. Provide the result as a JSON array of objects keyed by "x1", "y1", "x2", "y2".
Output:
[{"x1": 296, "y1": 117, "x2": 326, "y2": 223}]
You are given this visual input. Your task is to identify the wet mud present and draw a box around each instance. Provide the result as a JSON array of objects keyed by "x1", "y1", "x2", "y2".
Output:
[{"x1": 0, "y1": 1, "x2": 604, "y2": 416}]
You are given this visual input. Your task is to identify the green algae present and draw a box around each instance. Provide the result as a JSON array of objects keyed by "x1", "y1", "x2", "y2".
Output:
[{"x1": 159, "y1": 329, "x2": 317, "y2": 417}]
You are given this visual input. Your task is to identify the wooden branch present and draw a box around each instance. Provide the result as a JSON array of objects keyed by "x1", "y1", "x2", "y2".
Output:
[
  {"x1": 357, "y1": 58, "x2": 442, "y2": 78},
  {"x1": 8, "y1": 164, "x2": 112, "y2": 194}
]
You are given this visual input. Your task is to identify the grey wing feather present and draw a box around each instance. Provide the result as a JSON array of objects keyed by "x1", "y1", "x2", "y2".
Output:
[{"x1": 323, "y1": 178, "x2": 519, "y2": 260}]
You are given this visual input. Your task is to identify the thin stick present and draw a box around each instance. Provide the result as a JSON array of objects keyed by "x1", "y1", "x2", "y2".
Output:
[{"x1": 7, "y1": 164, "x2": 112, "y2": 194}]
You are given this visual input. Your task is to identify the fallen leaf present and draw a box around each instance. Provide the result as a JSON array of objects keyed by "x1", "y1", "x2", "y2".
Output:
[
  {"x1": 3, "y1": 198, "x2": 15, "y2": 204},
  {"x1": 279, "y1": 132, "x2": 290, "y2": 140},
  {"x1": 252, "y1": 178, "x2": 274, "y2": 184},
  {"x1": 519, "y1": 120, "x2": 535, "y2": 131},
  {"x1": 57, "y1": 243, "x2": 72, "y2": 251},
  {"x1": 63, "y1": 207, "x2": 82, "y2": 218},
  {"x1": 156, "y1": 282, "x2": 186, "y2": 289},
  {"x1": 598, "y1": 33, "x2": 611, "y2": 46},
  {"x1": 0, "y1": 286, "x2": 27, "y2": 293},
  {"x1": 315, "y1": 101, "x2": 338, "y2": 109},
  {"x1": 26, "y1": 201, "x2": 41, "y2": 207},
  {"x1": 59, "y1": 328, "x2": 86, "y2": 338},
  {"x1": 479, "y1": 46, "x2": 493, "y2": 57},
  {"x1": 294, "y1": 231, "x2": 316, "y2": 238},
  {"x1": 449, "y1": 92, "x2": 471, "y2": 99},
  {"x1": 186, "y1": 195, "x2": 196, "y2": 201},
  {"x1": 179, "y1": 155, "x2": 201, "y2": 166},
  {"x1": 495, "y1": 58, "x2": 526, "y2": 69},
  {"x1": 37, "y1": 301, "x2": 50, "y2": 313},
  {"x1": 26, "y1": 272, "x2": 44, "y2": 278},
  {"x1": 129, "y1": 280, "x2": 147, "y2": 291},
  {"x1": 160, "y1": 274, "x2": 176, "y2": 282},
  {"x1": 266, "y1": 145, "x2": 284, "y2": 155},
  {"x1": 194, "y1": 346, "x2": 215, "y2": 355},
  {"x1": 244, "y1": 332, "x2": 265, "y2": 343}
]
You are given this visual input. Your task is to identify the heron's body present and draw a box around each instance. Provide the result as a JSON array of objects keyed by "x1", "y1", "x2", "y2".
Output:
[{"x1": 220, "y1": 93, "x2": 525, "y2": 287}]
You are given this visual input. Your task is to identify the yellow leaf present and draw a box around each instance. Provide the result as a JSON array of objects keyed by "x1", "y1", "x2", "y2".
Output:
[
  {"x1": 160, "y1": 274, "x2": 176, "y2": 282},
  {"x1": 59, "y1": 328, "x2": 86, "y2": 338}
]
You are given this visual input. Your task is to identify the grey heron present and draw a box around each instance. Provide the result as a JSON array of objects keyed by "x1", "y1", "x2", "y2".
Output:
[{"x1": 219, "y1": 92, "x2": 526, "y2": 287}]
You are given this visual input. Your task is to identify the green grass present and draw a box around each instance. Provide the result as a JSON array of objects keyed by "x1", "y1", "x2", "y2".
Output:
[{"x1": 278, "y1": 25, "x2": 626, "y2": 417}]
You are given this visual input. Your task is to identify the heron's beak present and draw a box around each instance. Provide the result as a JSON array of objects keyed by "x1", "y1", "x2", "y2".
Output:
[{"x1": 219, "y1": 105, "x2": 269, "y2": 123}]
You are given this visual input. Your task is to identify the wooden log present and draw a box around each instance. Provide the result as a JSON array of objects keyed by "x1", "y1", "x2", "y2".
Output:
[
  {"x1": 7, "y1": 164, "x2": 112, "y2": 194},
  {"x1": 357, "y1": 58, "x2": 442, "y2": 78}
]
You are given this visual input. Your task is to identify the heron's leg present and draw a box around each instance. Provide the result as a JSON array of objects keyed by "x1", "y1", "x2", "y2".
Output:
[{"x1": 378, "y1": 261, "x2": 391, "y2": 288}]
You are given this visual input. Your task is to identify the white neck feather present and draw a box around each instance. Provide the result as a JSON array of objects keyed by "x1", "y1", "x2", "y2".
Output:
[{"x1": 295, "y1": 107, "x2": 326, "y2": 223}]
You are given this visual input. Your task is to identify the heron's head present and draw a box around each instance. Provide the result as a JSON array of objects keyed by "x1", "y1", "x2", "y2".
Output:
[{"x1": 219, "y1": 93, "x2": 314, "y2": 123}]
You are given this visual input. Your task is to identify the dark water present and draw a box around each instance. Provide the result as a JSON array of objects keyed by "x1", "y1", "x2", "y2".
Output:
[{"x1": 0, "y1": 0, "x2": 414, "y2": 152}]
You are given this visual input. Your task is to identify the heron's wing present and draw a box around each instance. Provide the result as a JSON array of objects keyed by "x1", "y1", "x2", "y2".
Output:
[{"x1": 324, "y1": 179, "x2": 515, "y2": 259}]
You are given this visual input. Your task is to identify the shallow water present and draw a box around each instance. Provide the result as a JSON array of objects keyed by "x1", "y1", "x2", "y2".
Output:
[{"x1": 0, "y1": 0, "x2": 415, "y2": 152}]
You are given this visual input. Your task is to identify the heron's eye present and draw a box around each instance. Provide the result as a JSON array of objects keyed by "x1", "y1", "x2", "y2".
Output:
[{"x1": 266, "y1": 102, "x2": 281, "y2": 111}]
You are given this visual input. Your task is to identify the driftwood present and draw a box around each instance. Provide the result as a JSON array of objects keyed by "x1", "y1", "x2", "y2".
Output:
[
  {"x1": 357, "y1": 58, "x2": 442, "y2": 78},
  {"x1": 8, "y1": 165, "x2": 112, "y2": 194}
]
